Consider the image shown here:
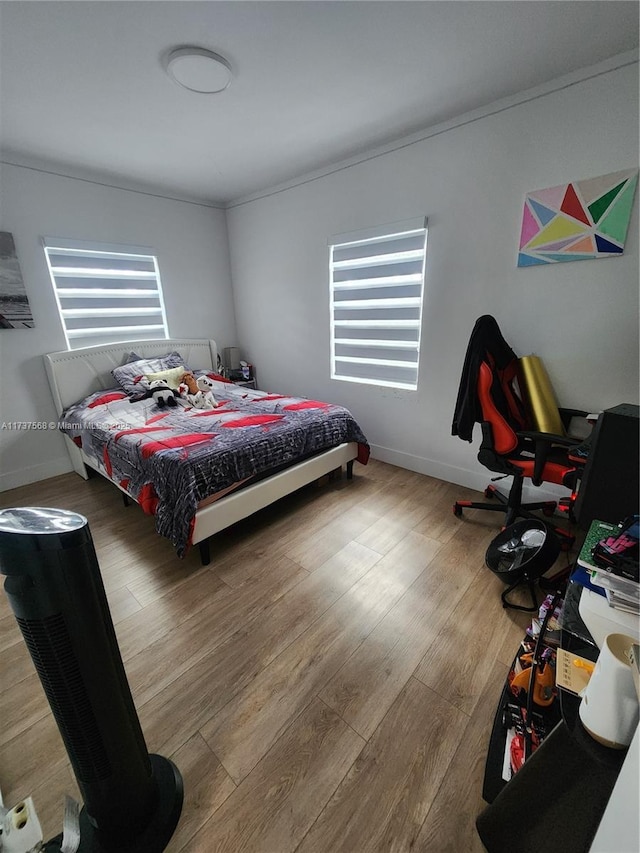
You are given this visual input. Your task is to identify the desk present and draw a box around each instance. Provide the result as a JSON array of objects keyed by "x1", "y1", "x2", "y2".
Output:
[
  {"x1": 590, "y1": 725, "x2": 639, "y2": 852},
  {"x1": 476, "y1": 583, "x2": 627, "y2": 853},
  {"x1": 476, "y1": 719, "x2": 626, "y2": 853}
]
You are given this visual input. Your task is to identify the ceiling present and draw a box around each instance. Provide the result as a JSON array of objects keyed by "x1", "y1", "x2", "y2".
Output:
[{"x1": 1, "y1": 1, "x2": 638, "y2": 206}]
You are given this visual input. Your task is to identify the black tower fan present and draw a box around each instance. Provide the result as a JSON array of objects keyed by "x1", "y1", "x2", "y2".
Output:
[{"x1": 0, "y1": 507, "x2": 183, "y2": 852}]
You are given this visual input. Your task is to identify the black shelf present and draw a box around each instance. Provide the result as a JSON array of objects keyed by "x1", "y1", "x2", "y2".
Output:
[
  {"x1": 478, "y1": 578, "x2": 628, "y2": 853},
  {"x1": 482, "y1": 627, "x2": 562, "y2": 804}
]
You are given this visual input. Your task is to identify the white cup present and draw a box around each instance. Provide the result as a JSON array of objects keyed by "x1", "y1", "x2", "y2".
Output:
[{"x1": 579, "y1": 632, "x2": 640, "y2": 749}]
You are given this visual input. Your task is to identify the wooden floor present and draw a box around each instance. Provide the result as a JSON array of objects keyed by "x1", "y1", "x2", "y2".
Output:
[{"x1": 0, "y1": 460, "x2": 574, "y2": 851}]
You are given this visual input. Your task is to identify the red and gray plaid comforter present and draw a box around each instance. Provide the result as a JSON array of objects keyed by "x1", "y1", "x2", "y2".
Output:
[{"x1": 60, "y1": 380, "x2": 369, "y2": 555}]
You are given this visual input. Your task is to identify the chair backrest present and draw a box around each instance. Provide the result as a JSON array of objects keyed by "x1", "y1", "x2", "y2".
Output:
[
  {"x1": 452, "y1": 314, "x2": 530, "y2": 452},
  {"x1": 478, "y1": 354, "x2": 530, "y2": 456}
]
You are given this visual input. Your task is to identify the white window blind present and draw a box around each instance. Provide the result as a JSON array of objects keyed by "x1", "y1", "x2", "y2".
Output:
[
  {"x1": 329, "y1": 218, "x2": 427, "y2": 389},
  {"x1": 43, "y1": 238, "x2": 169, "y2": 350}
]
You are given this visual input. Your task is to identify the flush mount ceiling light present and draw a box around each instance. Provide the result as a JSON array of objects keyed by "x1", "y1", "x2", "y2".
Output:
[{"x1": 164, "y1": 47, "x2": 232, "y2": 94}]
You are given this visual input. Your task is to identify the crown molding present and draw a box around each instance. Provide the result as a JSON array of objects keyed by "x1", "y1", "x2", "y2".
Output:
[{"x1": 227, "y1": 49, "x2": 639, "y2": 210}]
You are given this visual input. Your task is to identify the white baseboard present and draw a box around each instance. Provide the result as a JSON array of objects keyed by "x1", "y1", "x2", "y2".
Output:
[
  {"x1": 0, "y1": 457, "x2": 72, "y2": 492},
  {"x1": 368, "y1": 443, "x2": 567, "y2": 505}
]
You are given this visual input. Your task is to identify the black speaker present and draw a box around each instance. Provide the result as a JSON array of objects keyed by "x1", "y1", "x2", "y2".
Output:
[
  {"x1": 574, "y1": 404, "x2": 639, "y2": 529},
  {"x1": 0, "y1": 507, "x2": 183, "y2": 852}
]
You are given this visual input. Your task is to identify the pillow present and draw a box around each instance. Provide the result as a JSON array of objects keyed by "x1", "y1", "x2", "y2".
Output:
[
  {"x1": 112, "y1": 351, "x2": 187, "y2": 396},
  {"x1": 144, "y1": 365, "x2": 188, "y2": 390}
]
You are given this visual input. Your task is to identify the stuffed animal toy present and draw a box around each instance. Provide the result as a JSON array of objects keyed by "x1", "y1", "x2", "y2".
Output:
[
  {"x1": 147, "y1": 379, "x2": 179, "y2": 408},
  {"x1": 196, "y1": 375, "x2": 216, "y2": 397},
  {"x1": 179, "y1": 372, "x2": 199, "y2": 395},
  {"x1": 182, "y1": 375, "x2": 217, "y2": 410}
]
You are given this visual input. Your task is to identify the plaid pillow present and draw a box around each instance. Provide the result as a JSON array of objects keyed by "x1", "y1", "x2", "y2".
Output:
[{"x1": 112, "y1": 351, "x2": 188, "y2": 396}]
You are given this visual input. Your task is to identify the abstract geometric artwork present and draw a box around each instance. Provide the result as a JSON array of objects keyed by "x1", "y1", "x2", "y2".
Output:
[
  {"x1": 518, "y1": 169, "x2": 638, "y2": 267},
  {"x1": 0, "y1": 231, "x2": 34, "y2": 328}
]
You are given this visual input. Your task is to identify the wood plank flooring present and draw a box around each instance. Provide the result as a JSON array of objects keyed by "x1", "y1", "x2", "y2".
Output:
[{"x1": 0, "y1": 459, "x2": 571, "y2": 851}]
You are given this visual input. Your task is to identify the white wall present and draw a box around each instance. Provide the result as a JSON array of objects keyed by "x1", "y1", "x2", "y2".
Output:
[
  {"x1": 0, "y1": 164, "x2": 237, "y2": 490},
  {"x1": 226, "y1": 60, "x2": 639, "y2": 493}
]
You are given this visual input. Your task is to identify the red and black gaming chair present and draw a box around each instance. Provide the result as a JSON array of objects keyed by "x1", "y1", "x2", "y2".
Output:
[{"x1": 451, "y1": 315, "x2": 586, "y2": 547}]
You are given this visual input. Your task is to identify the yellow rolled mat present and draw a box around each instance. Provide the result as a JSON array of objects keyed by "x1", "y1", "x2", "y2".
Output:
[{"x1": 519, "y1": 355, "x2": 564, "y2": 435}]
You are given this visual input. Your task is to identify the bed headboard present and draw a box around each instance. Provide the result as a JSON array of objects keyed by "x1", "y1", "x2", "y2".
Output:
[{"x1": 44, "y1": 338, "x2": 218, "y2": 414}]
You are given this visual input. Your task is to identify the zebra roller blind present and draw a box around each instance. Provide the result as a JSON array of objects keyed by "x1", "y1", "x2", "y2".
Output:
[
  {"x1": 329, "y1": 218, "x2": 427, "y2": 389},
  {"x1": 43, "y1": 238, "x2": 169, "y2": 350}
]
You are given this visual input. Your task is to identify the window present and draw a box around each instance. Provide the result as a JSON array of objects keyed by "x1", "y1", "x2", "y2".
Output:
[
  {"x1": 329, "y1": 218, "x2": 427, "y2": 390},
  {"x1": 43, "y1": 238, "x2": 169, "y2": 350}
]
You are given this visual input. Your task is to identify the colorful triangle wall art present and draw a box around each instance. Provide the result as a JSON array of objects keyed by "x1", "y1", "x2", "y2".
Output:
[{"x1": 517, "y1": 169, "x2": 638, "y2": 267}]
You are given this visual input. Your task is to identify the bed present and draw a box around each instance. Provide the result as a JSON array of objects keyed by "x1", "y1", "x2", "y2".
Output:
[{"x1": 44, "y1": 338, "x2": 369, "y2": 564}]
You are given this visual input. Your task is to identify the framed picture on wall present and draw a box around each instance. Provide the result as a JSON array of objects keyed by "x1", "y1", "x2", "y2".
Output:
[
  {"x1": 0, "y1": 231, "x2": 34, "y2": 328},
  {"x1": 518, "y1": 168, "x2": 638, "y2": 267}
]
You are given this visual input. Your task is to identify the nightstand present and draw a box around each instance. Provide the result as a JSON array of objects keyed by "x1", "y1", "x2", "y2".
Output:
[{"x1": 234, "y1": 377, "x2": 257, "y2": 389}]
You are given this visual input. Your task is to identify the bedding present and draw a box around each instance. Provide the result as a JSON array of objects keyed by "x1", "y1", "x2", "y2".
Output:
[
  {"x1": 111, "y1": 351, "x2": 188, "y2": 396},
  {"x1": 59, "y1": 378, "x2": 369, "y2": 556}
]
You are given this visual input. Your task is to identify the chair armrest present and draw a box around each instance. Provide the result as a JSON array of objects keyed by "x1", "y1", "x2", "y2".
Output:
[
  {"x1": 516, "y1": 430, "x2": 581, "y2": 486},
  {"x1": 558, "y1": 407, "x2": 590, "y2": 436},
  {"x1": 558, "y1": 407, "x2": 588, "y2": 419},
  {"x1": 517, "y1": 430, "x2": 580, "y2": 447}
]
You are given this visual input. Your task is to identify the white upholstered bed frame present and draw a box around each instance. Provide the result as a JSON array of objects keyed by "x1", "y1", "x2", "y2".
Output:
[{"x1": 44, "y1": 338, "x2": 358, "y2": 562}]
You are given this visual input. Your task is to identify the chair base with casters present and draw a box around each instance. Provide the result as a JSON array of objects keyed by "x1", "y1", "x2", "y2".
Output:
[{"x1": 453, "y1": 471, "x2": 577, "y2": 550}]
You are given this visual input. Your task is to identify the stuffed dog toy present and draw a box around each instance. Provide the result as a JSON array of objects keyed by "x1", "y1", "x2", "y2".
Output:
[
  {"x1": 178, "y1": 371, "x2": 199, "y2": 395},
  {"x1": 178, "y1": 374, "x2": 217, "y2": 409},
  {"x1": 189, "y1": 375, "x2": 217, "y2": 409}
]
